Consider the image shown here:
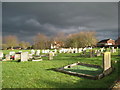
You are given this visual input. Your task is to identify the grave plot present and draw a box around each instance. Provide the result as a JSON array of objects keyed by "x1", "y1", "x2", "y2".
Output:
[
  {"x1": 79, "y1": 50, "x2": 97, "y2": 58},
  {"x1": 64, "y1": 64, "x2": 102, "y2": 76},
  {"x1": 54, "y1": 52, "x2": 114, "y2": 80}
]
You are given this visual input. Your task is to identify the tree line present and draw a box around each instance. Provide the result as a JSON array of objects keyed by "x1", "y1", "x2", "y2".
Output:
[{"x1": 2, "y1": 31, "x2": 97, "y2": 49}]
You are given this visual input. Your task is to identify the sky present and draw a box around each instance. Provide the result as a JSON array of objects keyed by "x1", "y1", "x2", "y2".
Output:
[{"x1": 2, "y1": 2, "x2": 118, "y2": 42}]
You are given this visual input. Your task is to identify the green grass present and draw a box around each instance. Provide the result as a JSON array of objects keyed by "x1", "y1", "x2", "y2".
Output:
[
  {"x1": 64, "y1": 65, "x2": 103, "y2": 76},
  {"x1": 1, "y1": 49, "x2": 120, "y2": 88}
]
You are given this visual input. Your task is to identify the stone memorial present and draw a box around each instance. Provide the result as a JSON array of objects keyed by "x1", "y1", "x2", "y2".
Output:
[
  {"x1": 31, "y1": 49, "x2": 35, "y2": 55},
  {"x1": 9, "y1": 51, "x2": 15, "y2": 56},
  {"x1": 0, "y1": 52, "x2": 3, "y2": 60},
  {"x1": 36, "y1": 50, "x2": 40, "y2": 56},
  {"x1": 21, "y1": 52, "x2": 29, "y2": 61},
  {"x1": 96, "y1": 52, "x2": 101, "y2": 56},
  {"x1": 14, "y1": 54, "x2": 21, "y2": 60},
  {"x1": 75, "y1": 48, "x2": 78, "y2": 53},
  {"x1": 28, "y1": 54, "x2": 33, "y2": 59},
  {"x1": 49, "y1": 51, "x2": 53, "y2": 60},
  {"x1": 100, "y1": 48, "x2": 104, "y2": 52},
  {"x1": 54, "y1": 49, "x2": 57, "y2": 53},
  {"x1": 42, "y1": 50, "x2": 45, "y2": 53},
  {"x1": 103, "y1": 52, "x2": 111, "y2": 71},
  {"x1": 5, "y1": 54, "x2": 11, "y2": 61}
]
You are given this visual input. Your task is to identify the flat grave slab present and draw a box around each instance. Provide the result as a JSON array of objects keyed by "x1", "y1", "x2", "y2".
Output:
[{"x1": 32, "y1": 59, "x2": 42, "y2": 61}]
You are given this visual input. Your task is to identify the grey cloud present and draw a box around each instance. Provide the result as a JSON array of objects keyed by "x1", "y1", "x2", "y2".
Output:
[{"x1": 2, "y1": 2, "x2": 118, "y2": 42}]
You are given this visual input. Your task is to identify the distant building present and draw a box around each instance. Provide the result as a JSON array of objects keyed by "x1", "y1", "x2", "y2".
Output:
[
  {"x1": 51, "y1": 41, "x2": 64, "y2": 49},
  {"x1": 115, "y1": 37, "x2": 120, "y2": 45},
  {"x1": 97, "y1": 39, "x2": 115, "y2": 47}
]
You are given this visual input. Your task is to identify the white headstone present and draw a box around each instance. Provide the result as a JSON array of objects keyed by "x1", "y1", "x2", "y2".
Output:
[
  {"x1": 0, "y1": 52, "x2": 3, "y2": 59},
  {"x1": 21, "y1": 52, "x2": 29, "y2": 61},
  {"x1": 36, "y1": 50, "x2": 40, "y2": 56},
  {"x1": 9, "y1": 51, "x2": 15, "y2": 56},
  {"x1": 49, "y1": 51, "x2": 54, "y2": 60},
  {"x1": 31, "y1": 49, "x2": 35, "y2": 55},
  {"x1": 5, "y1": 54, "x2": 11, "y2": 61},
  {"x1": 14, "y1": 54, "x2": 21, "y2": 60}
]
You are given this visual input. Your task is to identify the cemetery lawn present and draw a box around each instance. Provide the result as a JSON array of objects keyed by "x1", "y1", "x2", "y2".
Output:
[{"x1": 2, "y1": 50, "x2": 120, "y2": 88}]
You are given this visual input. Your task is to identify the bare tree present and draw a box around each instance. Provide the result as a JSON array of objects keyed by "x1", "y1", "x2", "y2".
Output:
[
  {"x1": 65, "y1": 31, "x2": 97, "y2": 48},
  {"x1": 19, "y1": 41, "x2": 30, "y2": 49},
  {"x1": 33, "y1": 33, "x2": 50, "y2": 49},
  {"x1": 3, "y1": 35, "x2": 19, "y2": 48},
  {"x1": 51, "y1": 32, "x2": 66, "y2": 48}
]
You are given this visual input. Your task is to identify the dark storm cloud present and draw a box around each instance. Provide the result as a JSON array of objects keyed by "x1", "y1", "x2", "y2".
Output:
[{"x1": 2, "y1": 2, "x2": 118, "y2": 42}]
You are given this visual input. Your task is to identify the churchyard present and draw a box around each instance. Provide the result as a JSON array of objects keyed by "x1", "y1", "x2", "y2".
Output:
[{"x1": 1, "y1": 47, "x2": 120, "y2": 88}]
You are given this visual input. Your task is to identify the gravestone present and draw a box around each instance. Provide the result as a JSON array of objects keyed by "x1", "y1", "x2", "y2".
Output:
[
  {"x1": 21, "y1": 52, "x2": 29, "y2": 61},
  {"x1": 9, "y1": 51, "x2": 15, "y2": 56},
  {"x1": 89, "y1": 50, "x2": 95, "y2": 57},
  {"x1": 100, "y1": 48, "x2": 104, "y2": 52},
  {"x1": 28, "y1": 54, "x2": 33, "y2": 59},
  {"x1": 71, "y1": 49, "x2": 74, "y2": 53},
  {"x1": 31, "y1": 49, "x2": 35, "y2": 55},
  {"x1": 78, "y1": 48, "x2": 82, "y2": 53},
  {"x1": 103, "y1": 52, "x2": 111, "y2": 71},
  {"x1": 0, "y1": 52, "x2": 3, "y2": 60},
  {"x1": 36, "y1": 50, "x2": 40, "y2": 56},
  {"x1": 59, "y1": 50, "x2": 62, "y2": 53},
  {"x1": 95, "y1": 50, "x2": 98, "y2": 53},
  {"x1": 96, "y1": 52, "x2": 101, "y2": 56},
  {"x1": 42, "y1": 50, "x2": 45, "y2": 53},
  {"x1": 75, "y1": 48, "x2": 78, "y2": 53},
  {"x1": 111, "y1": 47, "x2": 116, "y2": 53},
  {"x1": 54, "y1": 49, "x2": 57, "y2": 53},
  {"x1": 14, "y1": 54, "x2": 21, "y2": 60},
  {"x1": 5, "y1": 54, "x2": 11, "y2": 61},
  {"x1": 49, "y1": 51, "x2": 53, "y2": 60}
]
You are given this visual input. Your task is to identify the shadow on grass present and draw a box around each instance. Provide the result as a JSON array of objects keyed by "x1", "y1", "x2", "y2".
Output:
[{"x1": 64, "y1": 69, "x2": 102, "y2": 76}]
